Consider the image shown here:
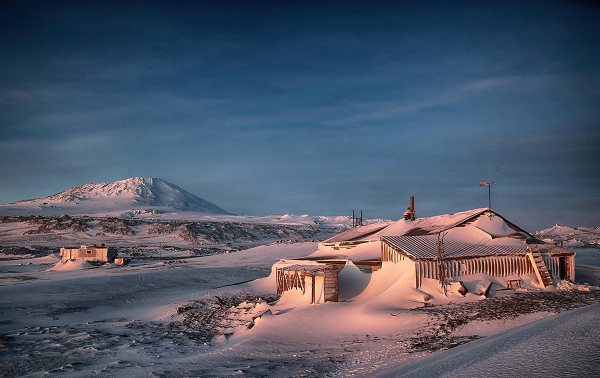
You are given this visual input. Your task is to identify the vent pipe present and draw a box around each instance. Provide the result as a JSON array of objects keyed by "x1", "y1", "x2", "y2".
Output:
[{"x1": 403, "y1": 196, "x2": 416, "y2": 221}]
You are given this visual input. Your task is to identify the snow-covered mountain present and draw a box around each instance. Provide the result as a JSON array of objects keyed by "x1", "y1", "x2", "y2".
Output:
[
  {"x1": 535, "y1": 224, "x2": 600, "y2": 248},
  {"x1": 0, "y1": 177, "x2": 389, "y2": 227},
  {"x1": 0, "y1": 177, "x2": 230, "y2": 217}
]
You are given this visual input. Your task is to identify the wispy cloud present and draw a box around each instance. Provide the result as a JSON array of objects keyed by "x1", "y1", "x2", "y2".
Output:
[
  {"x1": 461, "y1": 74, "x2": 565, "y2": 93},
  {"x1": 324, "y1": 95, "x2": 457, "y2": 126}
]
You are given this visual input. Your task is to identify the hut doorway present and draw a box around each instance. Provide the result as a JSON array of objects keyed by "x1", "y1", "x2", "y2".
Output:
[{"x1": 558, "y1": 257, "x2": 568, "y2": 280}]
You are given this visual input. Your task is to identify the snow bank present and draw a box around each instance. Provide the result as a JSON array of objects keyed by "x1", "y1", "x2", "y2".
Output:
[
  {"x1": 443, "y1": 225, "x2": 491, "y2": 244},
  {"x1": 338, "y1": 261, "x2": 372, "y2": 300},
  {"x1": 473, "y1": 214, "x2": 517, "y2": 237},
  {"x1": 48, "y1": 258, "x2": 95, "y2": 271},
  {"x1": 308, "y1": 239, "x2": 381, "y2": 260}
]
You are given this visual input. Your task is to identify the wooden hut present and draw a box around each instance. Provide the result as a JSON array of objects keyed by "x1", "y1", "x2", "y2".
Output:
[
  {"x1": 60, "y1": 243, "x2": 117, "y2": 263},
  {"x1": 378, "y1": 208, "x2": 575, "y2": 288},
  {"x1": 273, "y1": 208, "x2": 575, "y2": 303}
]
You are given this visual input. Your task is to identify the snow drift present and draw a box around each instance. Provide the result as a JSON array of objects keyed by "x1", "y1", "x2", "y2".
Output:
[{"x1": 48, "y1": 258, "x2": 95, "y2": 271}]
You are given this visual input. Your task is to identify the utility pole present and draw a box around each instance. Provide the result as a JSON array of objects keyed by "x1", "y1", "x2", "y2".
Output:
[{"x1": 479, "y1": 182, "x2": 496, "y2": 209}]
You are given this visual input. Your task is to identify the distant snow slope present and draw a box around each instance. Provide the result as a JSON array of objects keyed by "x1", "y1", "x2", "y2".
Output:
[
  {"x1": 536, "y1": 224, "x2": 600, "y2": 248},
  {"x1": 0, "y1": 177, "x2": 230, "y2": 216},
  {"x1": 0, "y1": 177, "x2": 393, "y2": 228}
]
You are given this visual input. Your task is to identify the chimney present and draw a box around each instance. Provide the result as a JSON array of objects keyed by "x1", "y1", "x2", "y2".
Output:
[{"x1": 403, "y1": 196, "x2": 416, "y2": 221}]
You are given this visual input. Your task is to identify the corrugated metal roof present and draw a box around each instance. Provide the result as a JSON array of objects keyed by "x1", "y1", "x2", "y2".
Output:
[
  {"x1": 382, "y1": 235, "x2": 529, "y2": 260},
  {"x1": 529, "y1": 244, "x2": 575, "y2": 256},
  {"x1": 324, "y1": 222, "x2": 392, "y2": 243}
]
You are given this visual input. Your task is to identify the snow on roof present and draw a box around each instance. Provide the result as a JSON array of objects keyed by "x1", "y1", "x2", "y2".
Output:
[
  {"x1": 322, "y1": 209, "x2": 491, "y2": 244},
  {"x1": 319, "y1": 208, "x2": 545, "y2": 261},
  {"x1": 372, "y1": 208, "x2": 533, "y2": 240},
  {"x1": 375, "y1": 208, "x2": 491, "y2": 238},
  {"x1": 307, "y1": 240, "x2": 382, "y2": 261},
  {"x1": 324, "y1": 222, "x2": 392, "y2": 243},
  {"x1": 382, "y1": 235, "x2": 528, "y2": 260}
]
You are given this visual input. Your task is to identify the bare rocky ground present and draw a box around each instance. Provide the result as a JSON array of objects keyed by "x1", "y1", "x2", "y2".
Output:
[
  {"x1": 406, "y1": 289, "x2": 600, "y2": 353},
  {"x1": 0, "y1": 215, "x2": 340, "y2": 261},
  {"x1": 1, "y1": 288, "x2": 599, "y2": 377}
]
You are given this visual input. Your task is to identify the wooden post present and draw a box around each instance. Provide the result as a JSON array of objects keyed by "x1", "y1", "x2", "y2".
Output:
[
  {"x1": 323, "y1": 267, "x2": 339, "y2": 302},
  {"x1": 311, "y1": 273, "x2": 316, "y2": 304}
]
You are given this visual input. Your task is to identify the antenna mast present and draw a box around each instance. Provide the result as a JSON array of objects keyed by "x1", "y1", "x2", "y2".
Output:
[{"x1": 479, "y1": 182, "x2": 496, "y2": 209}]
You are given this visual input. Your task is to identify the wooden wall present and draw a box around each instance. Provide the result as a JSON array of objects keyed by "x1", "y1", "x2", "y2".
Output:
[
  {"x1": 413, "y1": 256, "x2": 534, "y2": 287},
  {"x1": 276, "y1": 266, "x2": 339, "y2": 303},
  {"x1": 323, "y1": 267, "x2": 339, "y2": 302},
  {"x1": 543, "y1": 254, "x2": 576, "y2": 281},
  {"x1": 381, "y1": 242, "x2": 573, "y2": 288},
  {"x1": 60, "y1": 247, "x2": 110, "y2": 262}
]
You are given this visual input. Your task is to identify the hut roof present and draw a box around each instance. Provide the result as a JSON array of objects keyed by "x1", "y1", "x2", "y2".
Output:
[
  {"x1": 382, "y1": 235, "x2": 574, "y2": 260},
  {"x1": 374, "y1": 208, "x2": 533, "y2": 239},
  {"x1": 323, "y1": 222, "x2": 392, "y2": 243},
  {"x1": 323, "y1": 208, "x2": 535, "y2": 245}
]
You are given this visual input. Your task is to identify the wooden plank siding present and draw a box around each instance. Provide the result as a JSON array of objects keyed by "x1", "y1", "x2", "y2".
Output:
[
  {"x1": 60, "y1": 247, "x2": 113, "y2": 262},
  {"x1": 276, "y1": 267, "x2": 306, "y2": 297},
  {"x1": 543, "y1": 254, "x2": 576, "y2": 282},
  {"x1": 416, "y1": 256, "x2": 534, "y2": 288},
  {"x1": 383, "y1": 241, "x2": 551, "y2": 288},
  {"x1": 276, "y1": 265, "x2": 340, "y2": 303},
  {"x1": 323, "y1": 267, "x2": 339, "y2": 302},
  {"x1": 382, "y1": 242, "x2": 410, "y2": 263}
]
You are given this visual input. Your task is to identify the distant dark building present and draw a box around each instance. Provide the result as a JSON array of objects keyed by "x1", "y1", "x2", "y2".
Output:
[{"x1": 60, "y1": 243, "x2": 117, "y2": 263}]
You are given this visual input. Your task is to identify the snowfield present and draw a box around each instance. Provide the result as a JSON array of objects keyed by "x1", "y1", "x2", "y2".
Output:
[
  {"x1": 1, "y1": 241, "x2": 599, "y2": 377},
  {"x1": 1, "y1": 178, "x2": 599, "y2": 376}
]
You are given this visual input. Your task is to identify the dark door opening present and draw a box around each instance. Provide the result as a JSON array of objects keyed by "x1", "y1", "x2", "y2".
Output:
[{"x1": 558, "y1": 257, "x2": 568, "y2": 280}]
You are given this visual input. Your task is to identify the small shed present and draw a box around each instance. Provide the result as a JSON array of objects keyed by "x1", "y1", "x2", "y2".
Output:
[
  {"x1": 60, "y1": 243, "x2": 117, "y2": 263},
  {"x1": 275, "y1": 259, "x2": 378, "y2": 303},
  {"x1": 276, "y1": 263, "x2": 340, "y2": 303}
]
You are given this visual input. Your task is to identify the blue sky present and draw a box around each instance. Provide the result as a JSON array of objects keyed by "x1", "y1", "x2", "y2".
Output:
[{"x1": 1, "y1": 0, "x2": 599, "y2": 230}]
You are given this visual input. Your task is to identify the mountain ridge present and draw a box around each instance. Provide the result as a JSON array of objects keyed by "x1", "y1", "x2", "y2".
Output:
[{"x1": 2, "y1": 177, "x2": 231, "y2": 215}]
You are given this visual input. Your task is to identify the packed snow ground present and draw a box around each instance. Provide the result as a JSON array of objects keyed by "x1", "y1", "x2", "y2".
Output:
[
  {"x1": 1, "y1": 242, "x2": 599, "y2": 377},
  {"x1": 377, "y1": 303, "x2": 600, "y2": 378}
]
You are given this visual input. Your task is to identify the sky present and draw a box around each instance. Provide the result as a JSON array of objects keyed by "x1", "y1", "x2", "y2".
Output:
[{"x1": 1, "y1": 0, "x2": 599, "y2": 231}]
